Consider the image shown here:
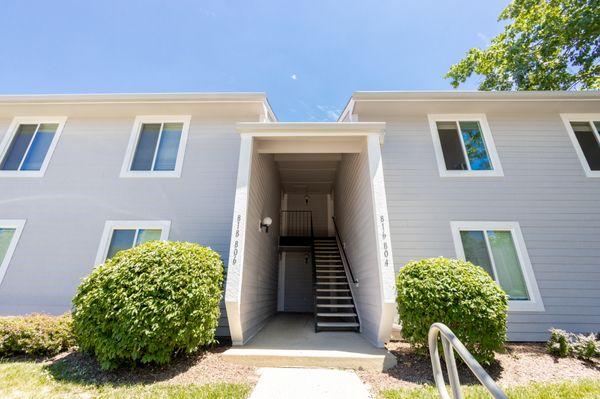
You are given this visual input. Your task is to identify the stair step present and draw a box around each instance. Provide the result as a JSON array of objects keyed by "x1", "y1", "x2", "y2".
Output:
[
  {"x1": 317, "y1": 312, "x2": 357, "y2": 317},
  {"x1": 316, "y1": 282, "x2": 348, "y2": 285},
  {"x1": 317, "y1": 276, "x2": 346, "y2": 279},
  {"x1": 316, "y1": 288, "x2": 350, "y2": 291},
  {"x1": 317, "y1": 304, "x2": 355, "y2": 307},
  {"x1": 316, "y1": 296, "x2": 352, "y2": 299},
  {"x1": 317, "y1": 322, "x2": 359, "y2": 328}
]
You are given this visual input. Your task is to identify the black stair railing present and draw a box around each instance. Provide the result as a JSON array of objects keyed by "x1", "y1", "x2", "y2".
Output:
[{"x1": 331, "y1": 216, "x2": 359, "y2": 285}]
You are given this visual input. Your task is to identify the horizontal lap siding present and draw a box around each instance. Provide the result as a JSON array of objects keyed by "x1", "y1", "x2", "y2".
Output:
[
  {"x1": 334, "y1": 151, "x2": 383, "y2": 344},
  {"x1": 240, "y1": 153, "x2": 280, "y2": 341},
  {"x1": 378, "y1": 113, "x2": 600, "y2": 341},
  {"x1": 0, "y1": 117, "x2": 246, "y2": 337}
]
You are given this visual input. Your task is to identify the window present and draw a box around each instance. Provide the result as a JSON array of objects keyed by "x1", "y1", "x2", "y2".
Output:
[
  {"x1": 428, "y1": 114, "x2": 503, "y2": 177},
  {"x1": 95, "y1": 221, "x2": 171, "y2": 264},
  {"x1": 121, "y1": 116, "x2": 190, "y2": 177},
  {"x1": 0, "y1": 220, "x2": 25, "y2": 285},
  {"x1": 561, "y1": 114, "x2": 600, "y2": 177},
  {"x1": 0, "y1": 117, "x2": 67, "y2": 177},
  {"x1": 451, "y1": 221, "x2": 544, "y2": 311}
]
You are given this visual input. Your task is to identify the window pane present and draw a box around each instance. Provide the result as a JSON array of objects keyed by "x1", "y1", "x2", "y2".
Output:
[
  {"x1": 487, "y1": 230, "x2": 529, "y2": 300},
  {"x1": 131, "y1": 123, "x2": 160, "y2": 171},
  {"x1": 459, "y1": 121, "x2": 492, "y2": 170},
  {"x1": 135, "y1": 229, "x2": 162, "y2": 245},
  {"x1": 153, "y1": 123, "x2": 182, "y2": 171},
  {"x1": 21, "y1": 124, "x2": 58, "y2": 171},
  {"x1": 0, "y1": 124, "x2": 37, "y2": 170},
  {"x1": 437, "y1": 121, "x2": 468, "y2": 170},
  {"x1": 571, "y1": 122, "x2": 600, "y2": 171},
  {"x1": 0, "y1": 228, "x2": 16, "y2": 262},
  {"x1": 460, "y1": 230, "x2": 495, "y2": 278},
  {"x1": 106, "y1": 229, "x2": 136, "y2": 260}
]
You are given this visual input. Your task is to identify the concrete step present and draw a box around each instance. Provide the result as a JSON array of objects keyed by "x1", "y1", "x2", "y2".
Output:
[
  {"x1": 317, "y1": 313, "x2": 357, "y2": 317},
  {"x1": 316, "y1": 288, "x2": 350, "y2": 292},
  {"x1": 316, "y1": 282, "x2": 348, "y2": 285},
  {"x1": 316, "y1": 276, "x2": 346, "y2": 279}
]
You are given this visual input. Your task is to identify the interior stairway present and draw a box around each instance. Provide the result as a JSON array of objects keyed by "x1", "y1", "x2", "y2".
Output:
[{"x1": 313, "y1": 237, "x2": 360, "y2": 332}]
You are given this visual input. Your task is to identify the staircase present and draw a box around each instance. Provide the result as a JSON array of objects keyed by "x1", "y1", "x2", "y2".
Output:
[{"x1": 313, "y1": 237, "x2": 360, "y2": 332}]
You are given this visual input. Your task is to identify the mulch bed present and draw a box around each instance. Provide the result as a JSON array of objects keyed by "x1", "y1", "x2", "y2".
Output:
[{"x1": 358, "y1": 340, "x2": 600, "y2": 392}]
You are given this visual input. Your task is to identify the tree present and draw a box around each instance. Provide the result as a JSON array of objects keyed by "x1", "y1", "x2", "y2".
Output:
[{"x1": 446, "y1": 0, "x2": 600, "y2": 90}]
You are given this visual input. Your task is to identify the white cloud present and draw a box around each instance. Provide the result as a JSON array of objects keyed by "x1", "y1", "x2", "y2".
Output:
[
  {"x1": 477, "y1": 32, "x2": 491, "y2": 47},
  {"x1": 291, "y1": 74, "x2": 298, "y2": 80}
]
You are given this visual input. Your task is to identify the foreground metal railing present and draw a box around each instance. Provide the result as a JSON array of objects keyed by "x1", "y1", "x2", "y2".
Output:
[{"x1": 428, "y1": 323, "x2": 507, "y2": 399}]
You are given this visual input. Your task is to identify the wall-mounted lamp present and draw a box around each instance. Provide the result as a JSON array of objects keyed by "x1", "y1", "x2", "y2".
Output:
[
  {"x1": 259, "y1": 216, "x2": 273, "y2": 233},
  {"x1": 304, "y1": 194, "x2": 310, "y2": 205}
]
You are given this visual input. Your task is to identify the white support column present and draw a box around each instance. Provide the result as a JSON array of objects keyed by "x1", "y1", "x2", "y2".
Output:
[
  {"x1": 366, "y1": 134, "x2": 397, "y2": 346},
  {"x1": 225, "y1": 134, "x2": 254, "y2": 345}
]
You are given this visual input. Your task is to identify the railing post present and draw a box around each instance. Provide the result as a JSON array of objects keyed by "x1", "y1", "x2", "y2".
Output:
[{"x1": 441, "y1": 336, "x2": 463, "y2": 399}]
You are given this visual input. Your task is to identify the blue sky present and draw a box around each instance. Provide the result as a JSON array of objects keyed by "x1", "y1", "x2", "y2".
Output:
[{"x1": 0, "y1": 1, "x2": 508, "y2": 121}]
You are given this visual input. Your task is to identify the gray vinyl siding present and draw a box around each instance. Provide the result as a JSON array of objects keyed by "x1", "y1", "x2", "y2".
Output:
[
  {"x1": 334, "y1": 150, "x2": 383, "y2": 345},
  {"x1": 239, "y1": 153, "x2": 281, "y2": 340},
  {"x1": 371, "y1": 111, "x2": 600, "y2": 341},
  {"x1": 0, "y1": 114, "x2": 254, "y2": 337}
]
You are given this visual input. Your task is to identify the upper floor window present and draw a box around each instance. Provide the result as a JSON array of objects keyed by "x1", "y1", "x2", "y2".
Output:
[
  {"x1": 451, "y1": 221, "x2": 544, "y2": 312},
  {"x1": 0, "y1": 117, "x2": 67, "y2": 177},
  {"x1": 561, "y1": 114, "x2": 600, "y2": 177},
  {"x1": 428, "y1": 114, "x2": 503, "y2": 177},
  {"x1": 95, "y1": 220, "x2": 170, "y2": 264},
  {"x1": 120, "y1": 116, "x2": 191, "y2": 178},
  {"x1": 0, "y1": 220, "x2": 25, "y2": 285}
]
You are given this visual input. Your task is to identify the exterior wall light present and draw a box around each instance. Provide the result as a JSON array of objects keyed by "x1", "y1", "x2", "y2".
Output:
[{"x1": 260, "y1": 216, "x2": 272, "y2": 233}]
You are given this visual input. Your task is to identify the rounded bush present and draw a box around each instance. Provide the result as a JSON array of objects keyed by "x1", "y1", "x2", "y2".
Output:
[
  {"x1": 72, "y1": 241, "x2": 224, "y2": 370},
  {"x1": 396, "y1": 257, "x2": 508, "y2": 365}
]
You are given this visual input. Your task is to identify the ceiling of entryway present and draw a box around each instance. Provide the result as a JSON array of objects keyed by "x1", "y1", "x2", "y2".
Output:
[{"x1": 274, "y1": 153, "x2": 341, "y2": 194}]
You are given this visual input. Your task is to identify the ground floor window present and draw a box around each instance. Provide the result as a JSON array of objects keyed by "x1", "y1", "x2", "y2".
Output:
[
  {"x1": 450, "y1": 221, "x2": 544, "y2": 312},
  {"x1": 0, "y1": 220, "x2": 26, "y2": 285},
  {"x1": 95, "y1": 220, "x2": 171, "y2": 264}
]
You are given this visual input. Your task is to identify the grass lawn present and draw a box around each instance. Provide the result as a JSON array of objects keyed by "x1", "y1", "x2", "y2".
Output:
[
  {"x1": 380, "y1": 379, "x2": 600, "y2": 399},
  {"x1": 0, "y1": 360, "x2": 252, "y2": 399}
]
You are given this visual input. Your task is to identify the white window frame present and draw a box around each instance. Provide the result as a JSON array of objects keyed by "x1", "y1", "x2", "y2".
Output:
[
  {"x1": 0, "y1": 117, "x2": 67, "y2": 177},
  {"x1": 95, "y1": 220, "x2": 171, "y2": 265},
  {"x1": 450, "y1": 221, "x2": 544, "y2": 312},
  {"x1": 428, "y1": 114, "x2": 504, "y2": 177},
  {"x1": 0, "y1": 219, "x2": 26, "y2": 286},
  {"x1": 560, "y1": 113, "x2": 600, "y2": 178},
  {"x1": 120, "y1": 115, "x2": 191, "y2": 178}
]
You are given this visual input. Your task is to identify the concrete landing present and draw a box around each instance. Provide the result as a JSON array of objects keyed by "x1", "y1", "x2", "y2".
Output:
[
  {"x1": 250, "y1": 367, "x2": 370, "y2": 399},
  {"x1": 223, "y1": 313, "x2": 396, "y2": 371}
]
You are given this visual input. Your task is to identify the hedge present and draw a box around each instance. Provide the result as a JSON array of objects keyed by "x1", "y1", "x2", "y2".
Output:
[
  {"x1": 72, "y1": 241, "x2": 224, "y2": 370},
  {"x1": 0, "y1": 313, "x2": 75, "y2": 356},
  {"x1": 396, "y1": 257, "x2": 508, "y2": 365}
]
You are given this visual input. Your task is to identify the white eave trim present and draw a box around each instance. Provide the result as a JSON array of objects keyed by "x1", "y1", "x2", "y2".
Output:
[
  {"x1": 350, "y1": 90, "x2": 600, "y2": 102},
  {"x1": 236, "y1": 122, "x2": 386, "y2": 143}
]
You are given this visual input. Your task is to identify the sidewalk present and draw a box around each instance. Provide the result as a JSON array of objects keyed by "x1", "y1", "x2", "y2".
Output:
[{"x1": 249, "y1": 367, "x2": 371, "y2": 399}]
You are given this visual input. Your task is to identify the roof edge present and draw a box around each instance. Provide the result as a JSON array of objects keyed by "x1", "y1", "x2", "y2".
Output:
[{"x1": 351, "y1": 90, "x2": 600, "y2": 102}]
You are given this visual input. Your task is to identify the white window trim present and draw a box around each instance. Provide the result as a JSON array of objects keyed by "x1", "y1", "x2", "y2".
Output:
[
  {"x1": 450, "y1": 221, "x2": 544, "y2": 312},
  {"x1": 120, "y1": 115, "x2": 191, "y2": 178},
  {"x1": 0, "y1": 219, "x2": 26, "y2": 286},
  {"x1": 428, "y1": 114, "x2": 504, "y2": 177},
  {"x1": 0, "y1": 117, "x2": 67, "y2": 177},
  {"x1": 560, "y1": 113, "x2": 600, "y2": 178},
  {"x1": 95, "y1": 220, "x2": 171, "y2": 265}
]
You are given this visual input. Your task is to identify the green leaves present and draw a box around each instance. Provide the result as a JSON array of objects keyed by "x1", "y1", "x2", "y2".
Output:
[
  {"x1": 72, "y1": 241, "x2": 224, "y2": 370},
  {"x1": 396, "y1": 257, "x2": 508, "y2": 365},
  {"x1": 446, "y1": 0, "x2": 600, "y2": 90},
  {"x1": 0, "y1": 313, "x2": 75, "y2": 356}
]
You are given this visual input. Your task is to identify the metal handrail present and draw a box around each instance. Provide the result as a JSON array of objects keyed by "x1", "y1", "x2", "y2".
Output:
[
  {"x1": 428, "y1": 323, "x2": 507, "y2": 399},
  {"x1": 331, "y1": 216, "x2": 358, "y2": 285}
]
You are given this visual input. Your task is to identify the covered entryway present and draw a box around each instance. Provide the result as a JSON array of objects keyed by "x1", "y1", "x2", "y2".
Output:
[{"x1": 224, "y1": 123, "x2": 396, "y2": 357}]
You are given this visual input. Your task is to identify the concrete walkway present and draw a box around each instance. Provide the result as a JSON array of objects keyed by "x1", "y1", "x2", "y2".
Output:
[
  {"x1": 223, "y1": 313, "x2": 396, "y2": 371},
  {"x1": 250, "y1": 367, "x2": 371, "y2": 399}
]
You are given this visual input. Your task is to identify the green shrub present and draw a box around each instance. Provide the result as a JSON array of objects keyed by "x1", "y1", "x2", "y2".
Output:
[
  {"x1": 547, "y1": 328, "x2": 573, "y2": 357},
  {"x1": 72, "y1": 241, "x2": 224, "y2": 370},
  {"x1": 572, "y1": 333, "x2": 599, "y2": 361},
  {"x1": 0, "y1": 313, "x2": 75, "y2": 356},
  {"x1": 396, "y1": 257, "x2": 508, "y2": 365}
]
